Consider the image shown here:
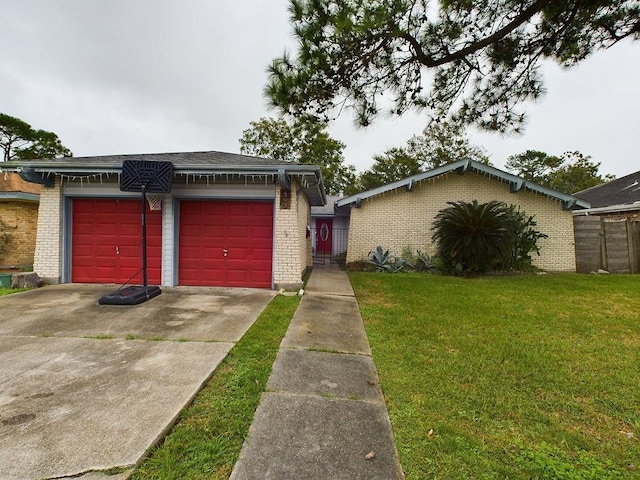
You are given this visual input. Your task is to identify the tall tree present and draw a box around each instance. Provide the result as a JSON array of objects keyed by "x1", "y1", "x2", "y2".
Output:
[
  {"x1": 357, "y1": 147, "x2": 422, "y2": 192},
  {"x1": 239, "y1": 115, "x2": 356, "y2": 195},
  {"x1": 0, "y1": 113, "x2": 72, "y2": 161},
  {"x1": 505, "y1": 150, "x2": 563, "y2": 183},
  {"x1": 506, "y1": 149, "x2": 613, "y2": 193},
  {"x1": 355, "y1": 121, "x2": 489, "y2": 192},
  {"x1": 266, "y1": 1, "x2": 639, "y2": 133},
  {"x1": 404, "y1": 122, "x2": 490, "y2": 169},
  {"x1": 548, "y1": 151, "x2": 615, "y2": 193}
]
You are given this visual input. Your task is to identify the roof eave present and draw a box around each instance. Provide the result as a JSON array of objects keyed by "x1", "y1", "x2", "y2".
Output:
[
  {"x1": 337, "y1": 159, "x2": 590, "y2": 210},
  {"x1": 0, "y1": 192, "x2": 40, "y2": 203},
  {"x1": 1, "y1": 161, "x2": 327, "y2": 206}
]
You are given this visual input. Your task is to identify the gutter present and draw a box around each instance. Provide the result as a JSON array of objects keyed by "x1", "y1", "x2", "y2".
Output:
[
  {"x1": 0, "y1": 192, "x2": 40, "y2": 203},
  {"x1": 572, "y1": 203, "x2": 640, "y2": 216}
]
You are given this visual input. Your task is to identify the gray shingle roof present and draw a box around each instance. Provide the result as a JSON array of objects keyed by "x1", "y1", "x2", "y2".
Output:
[
  {"x1": 1, "y1": 150, "x2": 290, "y2": 168},
  {"x1": 0, "y1": 150, "x2": 327, "y2": 205},
  {"x1": 574, "y1": 170, "x2": 640, "y2": 208}
]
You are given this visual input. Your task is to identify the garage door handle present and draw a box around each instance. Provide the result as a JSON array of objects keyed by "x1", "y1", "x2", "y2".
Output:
[
  {"x1": 223, "y1": 249, "x2": 228, "y2": 257},
  {"x1": 115, "y1": 246, "x2": 119, "y2": 255}
]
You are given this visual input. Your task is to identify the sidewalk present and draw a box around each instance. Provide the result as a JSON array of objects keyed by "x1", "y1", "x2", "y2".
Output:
[{"x1": 230, "y1": 266, "x2": 404, "y2": 479}]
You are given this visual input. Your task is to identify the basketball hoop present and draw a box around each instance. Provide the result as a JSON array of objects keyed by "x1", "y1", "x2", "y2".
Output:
[
  {"x1": 99, "y1": 160, "x2": 173, "y2": 305},
  {"x1": 147, "y1": 195, "x2": 163, "y2": 211}
]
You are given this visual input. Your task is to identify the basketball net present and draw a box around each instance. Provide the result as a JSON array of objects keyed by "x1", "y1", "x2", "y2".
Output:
[{"x1": 147, "y1": 195, "x2": 163, "y2": 211}]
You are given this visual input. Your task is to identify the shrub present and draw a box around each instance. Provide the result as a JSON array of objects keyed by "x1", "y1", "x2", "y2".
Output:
[
  {"x1": 401, "y1": 246, "x2": 436, "y2": 273},
  {"x1": 432, "y1": 200, "x2": 515, "y2": 274},
  {"x1": 431, "y1": 200, "x2": 546, "y2": 275},
  {"x1": 366, "y1": 246, "x2": 406, "y2": 273},
  {"x1": 504, "y1": 206, "x2": 548, "y2": 271}
]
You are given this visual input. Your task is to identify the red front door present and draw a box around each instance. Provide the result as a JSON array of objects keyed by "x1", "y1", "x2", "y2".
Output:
[
  {"x1": 316, "y1": 218, "x2": 333, "y2": 254},
  {"x1": 178, "y1": 200, "x2": 273, "y2": 288},
  {"x1": 71, "y1": 199, "x2": 162, "y2": 284}
]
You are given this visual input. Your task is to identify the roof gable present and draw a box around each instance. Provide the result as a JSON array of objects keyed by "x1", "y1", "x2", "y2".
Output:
[{"x1": 337, "y1": 159, "x2": 590, "y2": 210}]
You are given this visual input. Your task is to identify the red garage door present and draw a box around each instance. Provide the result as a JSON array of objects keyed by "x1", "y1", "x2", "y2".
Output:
[
  {"x1": 179, "y1": 200, "x2": 273, "y2": 288},
  {"x1": 72, "y1": 199, "x2": 162, "y2": 284}
]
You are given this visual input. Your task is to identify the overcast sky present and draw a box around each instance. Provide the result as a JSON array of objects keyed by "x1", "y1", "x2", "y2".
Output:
[{"x1": 2, "y1": 0, "x2": 639, "y2": 178}]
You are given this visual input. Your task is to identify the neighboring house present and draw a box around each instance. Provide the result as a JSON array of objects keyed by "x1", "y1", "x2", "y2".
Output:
[
  {"x1": 337, "y1": 159, "x2": 590, "y2": 271},
  {"x1": 572, "y1": 170, "x2": 640, "y2": 273},
  {"x1": 0, "y1": 173, "x2": 41, "y2": 268},
  {"x1": 1, "y1": 151, "x2": 325, "y2": 289},
  {"x1": 310, "y1": 195, "x2": 350, "y2": 265}
]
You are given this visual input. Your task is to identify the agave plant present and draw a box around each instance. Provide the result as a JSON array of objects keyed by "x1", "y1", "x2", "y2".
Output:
[
  {"x1": 432, "y1": 200, "x2": 515, "y2": 274},
  {"x1": 414, "y1": 250, "x2": 435, "y2": 273},
  {"x1": 367, "y1": 246, "x2": 406, "y2": 273}
]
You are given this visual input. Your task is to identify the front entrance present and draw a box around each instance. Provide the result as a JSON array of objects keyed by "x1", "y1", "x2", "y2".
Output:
[
  {"x1": 312, "y1": 219, "x2": 348, "y2": 265},
  {"x1": 316, "y1": 218, "x2": 333, "y2": 254}
]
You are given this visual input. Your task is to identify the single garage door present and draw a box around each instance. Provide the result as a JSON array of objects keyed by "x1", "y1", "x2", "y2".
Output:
[
  {"x1": 72, "y1": 199, "x2": 162, "y2": 284},
  {"x1": 179, "y1": 200, "x2": 273, "y2": 288}
]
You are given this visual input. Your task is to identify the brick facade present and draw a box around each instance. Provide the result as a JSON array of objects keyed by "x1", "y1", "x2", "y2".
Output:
[
  {"x1": 346, "y1": 171, "x2": 577, "y2": 271},
  {"x1": 0, "y1": 173, "x2": 41, "y2": 268},
  {"x1": 0, "y1": 201, "x2": 39, "y2": 267}
]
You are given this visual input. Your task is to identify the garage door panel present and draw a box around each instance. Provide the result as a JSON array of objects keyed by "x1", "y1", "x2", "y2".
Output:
[
  {"x1": 252, "y1": 248, "x2": 273, "y2": 260},
  {"x1": 72, "y1": 199, "x2": 161, "y2": 284},
  {"x1": 179, "y1": 200, "x2": 273, "y2": 288}
]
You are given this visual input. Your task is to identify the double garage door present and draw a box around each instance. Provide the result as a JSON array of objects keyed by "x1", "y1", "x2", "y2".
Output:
[{"x1": 71, "y1": 199, "x2": 273, "y2": 288}]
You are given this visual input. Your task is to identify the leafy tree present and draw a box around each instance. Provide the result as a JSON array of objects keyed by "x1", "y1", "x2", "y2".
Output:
[
  {"x1": 357, "y1": 147, "x2": 422, "y2": 191},
  {"x1": 266, "y1": 1, "x2": 639, "y2": 133},
  {"x1": 505, "y1": 150, "x2": 562, "y2": 184},
  {"x1": 548, "y1": 151, "x2": 614, "y2": 193},
  {"x1": 404, "y1": 121, "x2": 490, "y2": 168},
  {"x1": 355, "y1": 121, "x2": 489, "y2": 192},
  {"x1": 0, "y1": 113, "x2": 72, "y2": 161},
  {"x1": 506, "y1": 149, "x2": 613, "y2": 193},
  {"x1": 239, "y1": 115, "x2": 356, "y2": 195}
]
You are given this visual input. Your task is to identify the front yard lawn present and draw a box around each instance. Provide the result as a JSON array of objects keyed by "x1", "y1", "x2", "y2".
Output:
[{"x1": 350, "y1": 273, "x2": 640, "y2": 479}]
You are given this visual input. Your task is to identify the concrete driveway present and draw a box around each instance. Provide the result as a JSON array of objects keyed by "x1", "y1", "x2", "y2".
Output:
[{"x1": 0, "y1": 284, "x2": 275, "y2": 480}]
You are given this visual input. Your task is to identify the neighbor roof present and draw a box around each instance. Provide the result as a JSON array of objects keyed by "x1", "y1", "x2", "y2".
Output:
[
  {"x1": 310, "y1": 195, "x2": 350, "y2": 217},
  {"x1": 0, "y1": 150, "x2": 326, "y2": 205},
  {"x1": 574, "y1": 170, "x2": 640, "y2": 208},
  {"x1": 337, "y1": 159, "x2": 590, "y2": 210}
]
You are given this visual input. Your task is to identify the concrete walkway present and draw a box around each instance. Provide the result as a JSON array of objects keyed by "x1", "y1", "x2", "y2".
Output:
[{"x1": 230, "y1": 266, "x2": 404, "y2": 479}]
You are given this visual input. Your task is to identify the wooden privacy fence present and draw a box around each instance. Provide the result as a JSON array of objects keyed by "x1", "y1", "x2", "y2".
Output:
[{"x1": 574, "y1": 215, "x2": 640, "y2": 273}]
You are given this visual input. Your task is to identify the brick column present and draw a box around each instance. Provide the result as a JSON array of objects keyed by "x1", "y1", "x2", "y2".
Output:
[{"x1": 33, "y1": 179, "x2": 63, "y2": 283}]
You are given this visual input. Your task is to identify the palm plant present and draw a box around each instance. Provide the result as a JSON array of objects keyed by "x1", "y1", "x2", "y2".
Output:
[{"x1": 432, "y1": 200, "x2": 515, "y2": 274}]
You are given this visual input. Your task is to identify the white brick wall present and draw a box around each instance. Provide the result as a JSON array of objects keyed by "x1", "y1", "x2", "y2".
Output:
[
  {"x1": 33, "y1": 179, "x2": 63, "y2": 283},
  {"x1": 346, "y1": 171, "x2": 577, "y2": 271},
  {"x1": 273, "y1": 182, "x2": 311, "y2": 288}
]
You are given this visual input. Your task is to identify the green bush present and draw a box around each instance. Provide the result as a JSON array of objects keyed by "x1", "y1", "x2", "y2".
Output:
[
  {"x1": 432, "y1": 200, "x2": 546, "y2": 275},
  {"x1": 503, "y1": 205, "x2": 548, "y2": 271}
]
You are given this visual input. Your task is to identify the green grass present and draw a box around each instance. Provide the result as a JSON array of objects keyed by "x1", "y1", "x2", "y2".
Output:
[
  {"x1": 130, "y1": 295, "x2": 299, "y2": 480},
  {"x1": 0, "y1": 287, "x2": 29, "y2": 296},
  {"x1": 350, "y1": 272, "x2": 640, "y2": 480}
]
